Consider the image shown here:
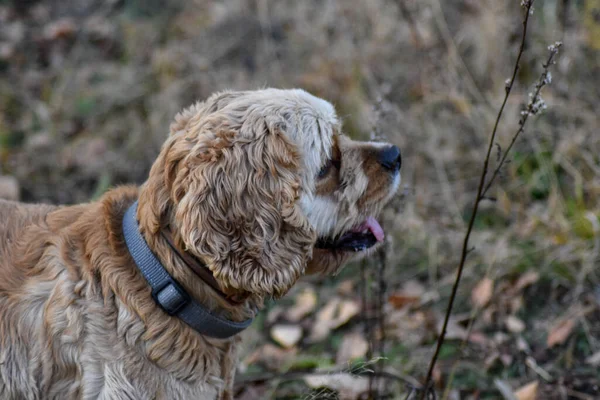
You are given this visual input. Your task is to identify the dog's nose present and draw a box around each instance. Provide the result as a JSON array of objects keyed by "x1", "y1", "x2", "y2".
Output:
[{"x1": 377, "y1": 145, "x2": 401, "y2": 173}]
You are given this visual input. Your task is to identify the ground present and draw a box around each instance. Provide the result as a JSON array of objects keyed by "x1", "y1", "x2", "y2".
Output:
[{"x1": 0, "y1": 0, "x2": 599, "y2": 399}]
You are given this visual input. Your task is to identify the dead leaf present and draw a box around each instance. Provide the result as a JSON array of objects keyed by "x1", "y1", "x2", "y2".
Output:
[
  {"x1": 585, "y1": 351, "x2": 600, "y2": 366},
  {"x1": 0, "y1": 176, "x2": 19, "y2": 201},
  {"x1": 316, "y1": 297, "x2": 340, "y2": 323},
  {"x1": 266, "y1": 306, "x2": 284, "y2": 324},
  {"x1": 43, "y1": 18, "x2": 76, "y2": 41},
  {"x1": 337, "y1": 279, "x2": 354, "y2": 296},
  {"x1": 505, "y1": 316, "x2": 525, "y2": 333},
  {"x1": 469, "y1": 331, "x2": 491, "y2": 347},
  {"x1": 438, "y1": 317, "x2": 468, "y2": 340},
  {"x1": 495, "y1": 378, "x2": 518, "y2": 400},
  {"x1": 513, "y1": 272, "x2": 539, "y2": 293},
  {"x1": 514, "y1": 380, "x2": 538, "y2": 400},
  {"x1": 517, "y1": 336, "x2": 531, "y2": 353},
  {"x1": 270, "y1": 324, "x2": 302, "y2": 349},
  {"x1": 388, "y1": 280, "x2": 425, "y2": 309},
  {"x1": 305, "y1": 373, "x2": 369, "y2": 400},
  {"x1": 500, "y1": 353, "x2": 513, "y2": 367},
  {"x1": 547, "y1": 318, "x2": 576, "y2": 348},
  {"x1": 243, "y1": 343, "x2": 298, "y2": 370},
  {"x1": 309, "y1": 297, "x2": 360, "y2": 342},
  {"x1": 285, "y1": 287, "x2": 317, "y2": 322},
  {"x1": 388, "y1": 294, "x2": 420, "y2": 309},
  {"x1": 471, "y1": 277, "x2": 494, "y2": 308},
  {"x1": 332, "y1": 300, "x2": 360, "y2": 328},
  {"x1": 401, "y1": 279, "x2": 426, "y2": 296},
  {"x1": 336, "y1": 332, "x2": 369, "y2": 365}
]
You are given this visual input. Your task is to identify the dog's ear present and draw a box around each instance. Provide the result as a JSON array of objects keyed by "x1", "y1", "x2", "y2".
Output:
[{"x1": 172, "y1": 115, "x2": 316, "y2": 298}]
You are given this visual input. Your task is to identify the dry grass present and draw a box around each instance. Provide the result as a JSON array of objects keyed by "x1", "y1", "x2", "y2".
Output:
[{"x1": 1, "y1": 0, "x2": 599, "y2": 398}]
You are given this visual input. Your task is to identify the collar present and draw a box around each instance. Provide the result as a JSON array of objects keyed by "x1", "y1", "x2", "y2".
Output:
[
  {"x1": 160, "y1": 228, "x2": 250, "y2": 306},
  {"x1": 122, "y1": 201, "x2": 253, "y2": 339}
]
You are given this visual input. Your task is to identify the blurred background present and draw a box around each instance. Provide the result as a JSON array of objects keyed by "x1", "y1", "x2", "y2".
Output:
[{"x1": 0, "y1": 0, "x2": 599, "y2": 398}]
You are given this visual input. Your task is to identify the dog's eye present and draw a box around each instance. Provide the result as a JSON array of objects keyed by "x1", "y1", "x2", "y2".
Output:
[
  {"x1": 317, "y1": 161, "x2": 332, "y2": 179},
  {"x1": 317, "y1": 159, "x2": 340, "y2": 179}
]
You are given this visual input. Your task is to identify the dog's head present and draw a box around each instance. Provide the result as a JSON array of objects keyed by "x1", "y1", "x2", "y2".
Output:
[{"x1": 138, "y1": 89, "x2": 400, "y2": 298}]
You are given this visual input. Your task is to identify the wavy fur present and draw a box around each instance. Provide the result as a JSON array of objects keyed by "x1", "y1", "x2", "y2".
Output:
[{"x1": 0, "y1": 88, "x2": 399, "y2": 399}]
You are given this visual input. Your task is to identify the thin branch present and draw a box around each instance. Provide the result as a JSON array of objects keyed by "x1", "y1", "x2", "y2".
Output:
[
  {"x1": 481, "y1": 42, "x2": 562, "y2": 198},
  {"x1": 372, "y1": 246, "x2": 388, "y2": 397},
  {"x1": 418, "y1": 1, "x2": 537, "y2": 398},
  {"x1": 361, "y1": 259, "x2": 375, "y2": 397}
]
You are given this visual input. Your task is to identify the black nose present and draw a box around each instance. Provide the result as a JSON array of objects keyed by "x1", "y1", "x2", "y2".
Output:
[{"x1": 377, "y1": 145, "x2": 401, "y2": 172}]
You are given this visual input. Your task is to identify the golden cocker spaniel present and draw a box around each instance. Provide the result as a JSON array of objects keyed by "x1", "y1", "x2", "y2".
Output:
[{"x1": 0, "y1": 88, "x2": 401, "y2": 399}]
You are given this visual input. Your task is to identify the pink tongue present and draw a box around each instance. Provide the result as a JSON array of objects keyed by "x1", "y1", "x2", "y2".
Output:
[{"x1": 357, "y1": 217, "x2": 385, "y2": 242}]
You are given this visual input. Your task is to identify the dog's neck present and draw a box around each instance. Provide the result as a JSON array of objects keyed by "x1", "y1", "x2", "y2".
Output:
[
  {"x1": 159, "y1": 227, "x2": 250, "y2": 306},
  {"x1": 130, "y1": 201, "x2": 259, "y2": 327}
]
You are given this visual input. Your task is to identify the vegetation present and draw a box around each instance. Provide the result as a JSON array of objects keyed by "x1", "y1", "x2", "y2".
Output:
[{"x1": 1, "y1": 0, "x2": 598, "y2": 398}]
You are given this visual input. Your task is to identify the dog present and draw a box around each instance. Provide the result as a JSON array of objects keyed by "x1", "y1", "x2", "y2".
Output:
[{"x1": 0, "y1": 88, "x2": 401, "y2": 399}]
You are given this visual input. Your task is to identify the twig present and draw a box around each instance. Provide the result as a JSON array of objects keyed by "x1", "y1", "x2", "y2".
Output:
[
  {"x1": 481, "y1": 41, "x2": 562, "y2": 198},
  {"x1": 361, "y1": 259, "x2": 375, "y2": 397},
  {"x1": 418, "y1": 2, "x2": 539, "y2": 398},
  {"x1": 373, "y1": 246, "x2": 388, "y2": 396}
]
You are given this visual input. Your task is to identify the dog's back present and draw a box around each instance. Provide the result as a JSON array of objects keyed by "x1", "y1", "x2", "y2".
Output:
[{"x1": 0, "y1": 199, "x2": 58, "y2": 265}]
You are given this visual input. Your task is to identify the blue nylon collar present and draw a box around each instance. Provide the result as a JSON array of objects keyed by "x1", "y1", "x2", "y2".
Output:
[{"x1": 122, "y1": 201, "x2": 253, "y2": 339}]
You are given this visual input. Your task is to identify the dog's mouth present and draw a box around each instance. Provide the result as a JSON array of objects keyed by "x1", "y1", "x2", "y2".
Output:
[{"x1": 315, "y1": 217, "x2": 385, "y2": 252}]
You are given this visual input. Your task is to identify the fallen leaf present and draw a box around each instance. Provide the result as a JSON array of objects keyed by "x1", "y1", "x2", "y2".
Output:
[
  {"x1": 285, "y1": 287, "x2": 317, "y2": 322},
  {"x1": 514, "y1": 380, "x2": 538, "y2": 400},
  {"x1": 337, "y1": 279, "x2": 354, "y2": 296},
  {"x1": 270, "y1": 324, "x2": 302, "y2": 349},
  {"x1": 266, "y1": 306, "x2": 284, "y2": 324},
  {"x1": 505, "y1": 316, "x2": 525, "y2": 333},
  {"x1": 336, "y1": 332, "x2": 369, "y2": 365},
  {"x1": 484, "y1": 352, "x2": 499, "y2": 369},
  {"x1": 471, "y1": 277, "x2": 494, "y2": 308},
  {"x1": 494, "y1": 332, "x2": 510, "y2": 345},
  {"x1": 401, "y1": 279, "x2": 426, "y2": 296},
  {"x1": 500, "y1": 353, "x2": 513, "y2": 367},
  {"x1": 388, "y1": 280, "x2": 425, "y2": 309},
  {"x1": 547, "y1": 318, "x2": 576, "y2": 348},
  {"x1": 513, "y1": 272, "x2": 539, "y2": 292},
  {"x1": 438, "y1": 317, "x2": 468, "y2": 340},
  {"x1": 242, "y1": 343, "x2": 298, "y2": 370},
  {"x1": 388, "y1": 294, "x2": 420, "y2": 309},
  {"x1": 585, "y1": 351, "x2": 600, "y2": 366},
  {"x1": 43, "y1": 18, "x2": 76, "y2": 41},
  {"x1": 332, "y1": 300, "x2": 360, "y2": 328},
  {"x1": 304, "y1": 373, "x2": 369, "y2": 400},
  {"x1": 316, "y1": 297, "x2": 340, "y2": 323},
  {"x1": 494, "y1": 378, "x2": 518, "y2": 400},
  {"x1": 309, "y1": 297, "x2": 360, "y2": 342},
  {"x1": 517, "y1": 336, "x2": 531, "y2": 353},
  {"x1": 0, "y1": 175, "x2": 19, "y2": 201},
  {"x1": 468, "y1": 331, "x2": 491, "y2": 347}
]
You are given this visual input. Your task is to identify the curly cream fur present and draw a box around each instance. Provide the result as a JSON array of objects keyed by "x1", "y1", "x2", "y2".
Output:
[{"x1": 0, "y1": 88, "x2": 399, "y2": 399}]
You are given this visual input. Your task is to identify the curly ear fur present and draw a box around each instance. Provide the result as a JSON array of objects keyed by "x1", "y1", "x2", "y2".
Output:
[
  {"x1": 139, "y1": 97, "x2": 317, "y2": 298},
  {"x1": 175, "y1": 116, "x2": 315, "y2": 297}
]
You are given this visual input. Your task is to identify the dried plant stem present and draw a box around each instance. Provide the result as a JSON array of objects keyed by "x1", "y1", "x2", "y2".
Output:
[
  {"x1": 370, "y1": 247, "x2": 389, "y2": 397},
  {"x1": 482, "y1": 43, "x2": 562, "y2": 198},
  {"x1": 361, "y1": 259, "x2": 375, "y2": 397},
  {"x1": 418, "y1": 2, "x2": 536, "y2": 398}
]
